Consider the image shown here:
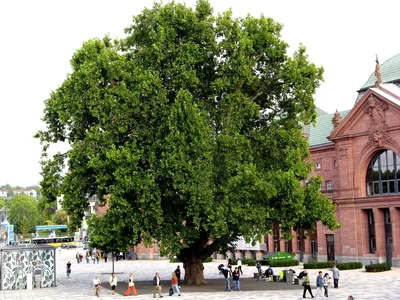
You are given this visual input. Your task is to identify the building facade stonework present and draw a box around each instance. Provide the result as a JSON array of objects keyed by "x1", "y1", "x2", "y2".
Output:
[{"x1": 304, "y1": 83, "x2": 400, "y2": 266}]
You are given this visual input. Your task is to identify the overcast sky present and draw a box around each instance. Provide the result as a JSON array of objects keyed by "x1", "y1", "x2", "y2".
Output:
[{"x1": 1, "y1": 0, "x2": 400, "y2": 187}]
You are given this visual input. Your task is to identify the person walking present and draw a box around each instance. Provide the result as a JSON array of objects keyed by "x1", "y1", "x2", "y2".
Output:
[
  {"x1": 302, "y1": 271, "x2": 314, "y2": 299},
  {"x1": 256, "y1": 261, "x2": 262, "y2": 280},
  {"x1": 227, "y1": 258, "x2": 233, "y2": 277},
  {"x1": 170, "y1": 272, "x2": 181, "y2": 296},
  {"x1": 153, "y1": 272, "x2": 163, "y2": 298},
  {"x1": 104, "y1": 252, "x2": 108, "y2": 263},
  {"x1": 76, "y1": 252, "x2": 80, "y2": 264},
  {"x1": 315, "y1": 271, "x2": 323, "y2": 298},
  {"x1": 66, "y1": 261, "x2": 71, "y2": 278},
  {"x1": 124, "y1": 273, "x2": 138, "y2": 296},
  {"x1": 222, "y1": 266, "x2": 231, "y2": 291},
  {"x1": 93, "y1": 276, "x2": 101, "y2": 297},
  {"x1": 231, "y1": 267, "x2": 241, "y2": 291},
  {"x1": 109, "y1": 272, "x2": 118, "y2": 295},
  {"x1": 332, "y1": 264, "x2": 340, "y2": 288},
  {"x1": 86, "y1": 251, "x2": 90, "y2": 264},
  {"x1": 174, "y1": 266, "x2": 181, "y2": 288},
  {"x1": 323, "y1": 273, "x2": 329, "y2": 299},
  {"x1": 237, "y1": 258, "x2": 243, "y2": 275}
]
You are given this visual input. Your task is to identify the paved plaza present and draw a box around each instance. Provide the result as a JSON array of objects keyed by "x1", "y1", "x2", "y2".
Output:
[{"x1": 0, "y1": 247, "x2": 399, "y2": 299}]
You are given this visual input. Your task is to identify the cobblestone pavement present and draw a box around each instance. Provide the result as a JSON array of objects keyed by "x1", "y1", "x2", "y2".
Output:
[{"x1": 1, "y1": 247, "x2": 399, "y2": 299}]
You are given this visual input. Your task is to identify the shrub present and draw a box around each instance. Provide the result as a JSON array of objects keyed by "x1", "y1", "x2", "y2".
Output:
[
  {"x1": 365, "y1": 263, "x2": 391, "y2": 272},
  {"x1": 303, "y1": 261, "x2": 363, "y2": 270},
  {"x1": 336, "y1": 262, "x2": 363, "y2": 270},
  {"x1": 246, "y1": 259, "x2": 257, "y2": 266},
  {"x1": 303, "y1": 261, "x2": 335, "y2": 269},
  {"x1": 269, "y1": 259, "x2": 299, "y2": 267}
]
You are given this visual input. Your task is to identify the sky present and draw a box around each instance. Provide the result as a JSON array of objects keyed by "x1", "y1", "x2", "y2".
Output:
[{"x1": 1, "y1": 0, "x2": 400, "y2": 187}]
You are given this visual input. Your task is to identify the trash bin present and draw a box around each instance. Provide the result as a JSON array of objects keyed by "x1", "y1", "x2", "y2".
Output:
[{"x1": 284, "y1": 270, "x2": 294, "y2": 283}]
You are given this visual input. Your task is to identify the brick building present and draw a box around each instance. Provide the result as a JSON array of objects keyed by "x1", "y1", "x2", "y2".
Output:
[{"x1": 274, "y1": 53, "x2": 400, "y2": 266}]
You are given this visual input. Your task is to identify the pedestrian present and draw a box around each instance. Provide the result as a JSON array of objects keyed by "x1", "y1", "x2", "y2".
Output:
[
  {"x1": 323, "y1": 273, "x2": 330, "y2": 298},
  {"x1": 222, "y1": 266, "x2": 231, "y2": 291},
  {"x1": 170, "y1": 272, "x2": 181, "y2": 296},
  {"x1": 109, "y1": 272, "x2": 118, "y2": 295},
  {"x1": 124, "y1": 273, "x2": 138, "y2": 296},
  {"x1": 92, "y1": 253, "x2": 96, "y2": 264},
  {"x1": 256, "y1": 261, "x2": 262, "y2": 278},
  {"x1": 231, "y1": 267, "x2": 241, "y2": 291},
  {"x1": 104, "y1": 252, "x2": 108, "y2": 263},
  {"x1": 332, "y1": 264, "x2": 340, "y2": 288},
  {"x1": 315, "y1": 271, "x2": 323, "y2": 298},
  {"x1": 227, "y1": 258, "x2": 233, "y2": 277},
  {"x1": 152, "y1": 272, "x2": 163, "y2": 298},
  {"x1": 58, "y1": 246, "x2": 61, "y2": 254},
  {"x1": 174, "y1": 265, "x2": 181, "y2": 288},
  {"x1": 66, "y1": 261, "x2": 71, "y2": 278},
  {"x1": 348, "y1": 296, "x2": 354, "y2": 300},
  {"x1": 302, "y1": 270, "x2": 314, "y2": 299},
  {"x1": 76, "y1": 252, "x2": 80, "y2": 264},
  {"x1": 86, "y1": 251, "x2": 90, "y2": 264},
  {"x1": 237, "y1": 258, "x2": 243, "y2": 275},
  {"x1": 96, "y1": 252, "x2": 100, "y2": 264},
  {"x1": 93, "y1": 276, "x2": 101, "y2": 297}
]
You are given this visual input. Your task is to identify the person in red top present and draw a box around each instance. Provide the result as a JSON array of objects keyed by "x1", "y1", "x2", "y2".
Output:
[{"x1": 171, "y1": 272, "x2": 181, "y2": 296}]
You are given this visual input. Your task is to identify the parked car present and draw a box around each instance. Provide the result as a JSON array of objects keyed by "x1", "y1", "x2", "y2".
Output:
[{"x1": 263, "y1": 252, "x2": 295, "y2": 264}]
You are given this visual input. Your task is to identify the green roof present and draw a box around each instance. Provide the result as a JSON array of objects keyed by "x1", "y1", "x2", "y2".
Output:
[
  {"x1": 360, "y1": 53, "x2": 400, "y2": 90},
  {"x1": 308, "y1": 109, "x2": 351, "y2": 147}
]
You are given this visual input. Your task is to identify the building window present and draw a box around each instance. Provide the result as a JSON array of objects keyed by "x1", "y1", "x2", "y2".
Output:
[
  {"x1": 333, "y1": 160, "x2": 338, "y2": 168},
  {"x1": 367, "y1": 209, "x2": 376, "y2": 253},
  {"x1": 326, "y1": 180, "x2": 333, "y2": 190},
  {"x1": 384, "y1": 209, "x2": 391, "y2": 224},
  {"x1": 366, "y1": 150, "x2": 400, "y2": 195},
  {"x1": 315, "y1": 163, "x2": 321, "y2": 170}
]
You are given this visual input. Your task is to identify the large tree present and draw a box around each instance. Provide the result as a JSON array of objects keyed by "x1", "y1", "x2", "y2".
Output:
[{"x1": 36, "y1": 1, "x2": 339, "y2": 284}]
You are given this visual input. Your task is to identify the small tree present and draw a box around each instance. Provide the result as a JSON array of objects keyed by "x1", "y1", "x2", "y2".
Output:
[{"x1": 8, "y1": 195, "x2": 40, "y2": 234}]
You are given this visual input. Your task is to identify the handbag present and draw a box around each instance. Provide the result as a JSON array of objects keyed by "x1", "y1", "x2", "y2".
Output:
[
  {"x1": 169, "y1": 287, "x2": 173, "y2": 296},
  {"x1": 302, "y1": 281, "x2": 307, "y2": 287}
]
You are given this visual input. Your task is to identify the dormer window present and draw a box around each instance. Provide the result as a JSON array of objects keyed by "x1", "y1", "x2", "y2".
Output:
[{"x1": 315, "y1": 163, "x2": 321, "y2": 170}]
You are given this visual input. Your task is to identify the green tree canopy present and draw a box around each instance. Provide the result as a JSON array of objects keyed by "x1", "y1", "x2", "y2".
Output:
[
  {"x1": 8, "y1": 194, "x2": 40, "y2": 234},
  {"x1": 37, "y1": 0, "x2": 339, "y2": 284}
]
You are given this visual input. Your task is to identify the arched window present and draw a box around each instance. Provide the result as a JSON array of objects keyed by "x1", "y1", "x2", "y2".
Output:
[{"x1": 366, "y1": 150, "x2": 400, "y2": 195}]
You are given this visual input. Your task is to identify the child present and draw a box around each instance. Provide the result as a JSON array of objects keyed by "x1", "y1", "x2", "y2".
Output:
[{"x1": 323, "y1": 272, "x2": 330, "y2": 298}]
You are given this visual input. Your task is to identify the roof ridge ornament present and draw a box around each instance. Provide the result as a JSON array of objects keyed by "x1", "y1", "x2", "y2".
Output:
[
  {"x1": 375, "y1": 55, "x2": 382, "y2": 85},
  {"x1": 331, "y1": 109, "x2": 342, "y2": 128}
]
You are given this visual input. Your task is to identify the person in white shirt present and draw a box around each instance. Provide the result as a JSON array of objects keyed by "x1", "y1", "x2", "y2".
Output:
[
  {"x1": 237, "y1": 258, "x2": 243, "y2": 275},
  {"x1": 93, "y1": 276, "x2": 101, "y2": 297}
]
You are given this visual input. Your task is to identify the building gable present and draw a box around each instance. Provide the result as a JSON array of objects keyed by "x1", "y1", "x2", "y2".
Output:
[{"x1": 329, "y1": 84, "x2": 400, "y2": 144}]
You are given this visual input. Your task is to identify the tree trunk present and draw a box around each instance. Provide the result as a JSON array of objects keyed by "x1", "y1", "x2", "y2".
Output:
[{"x1": 183, "y1": 259, "x2": 206, "y2": 285}]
